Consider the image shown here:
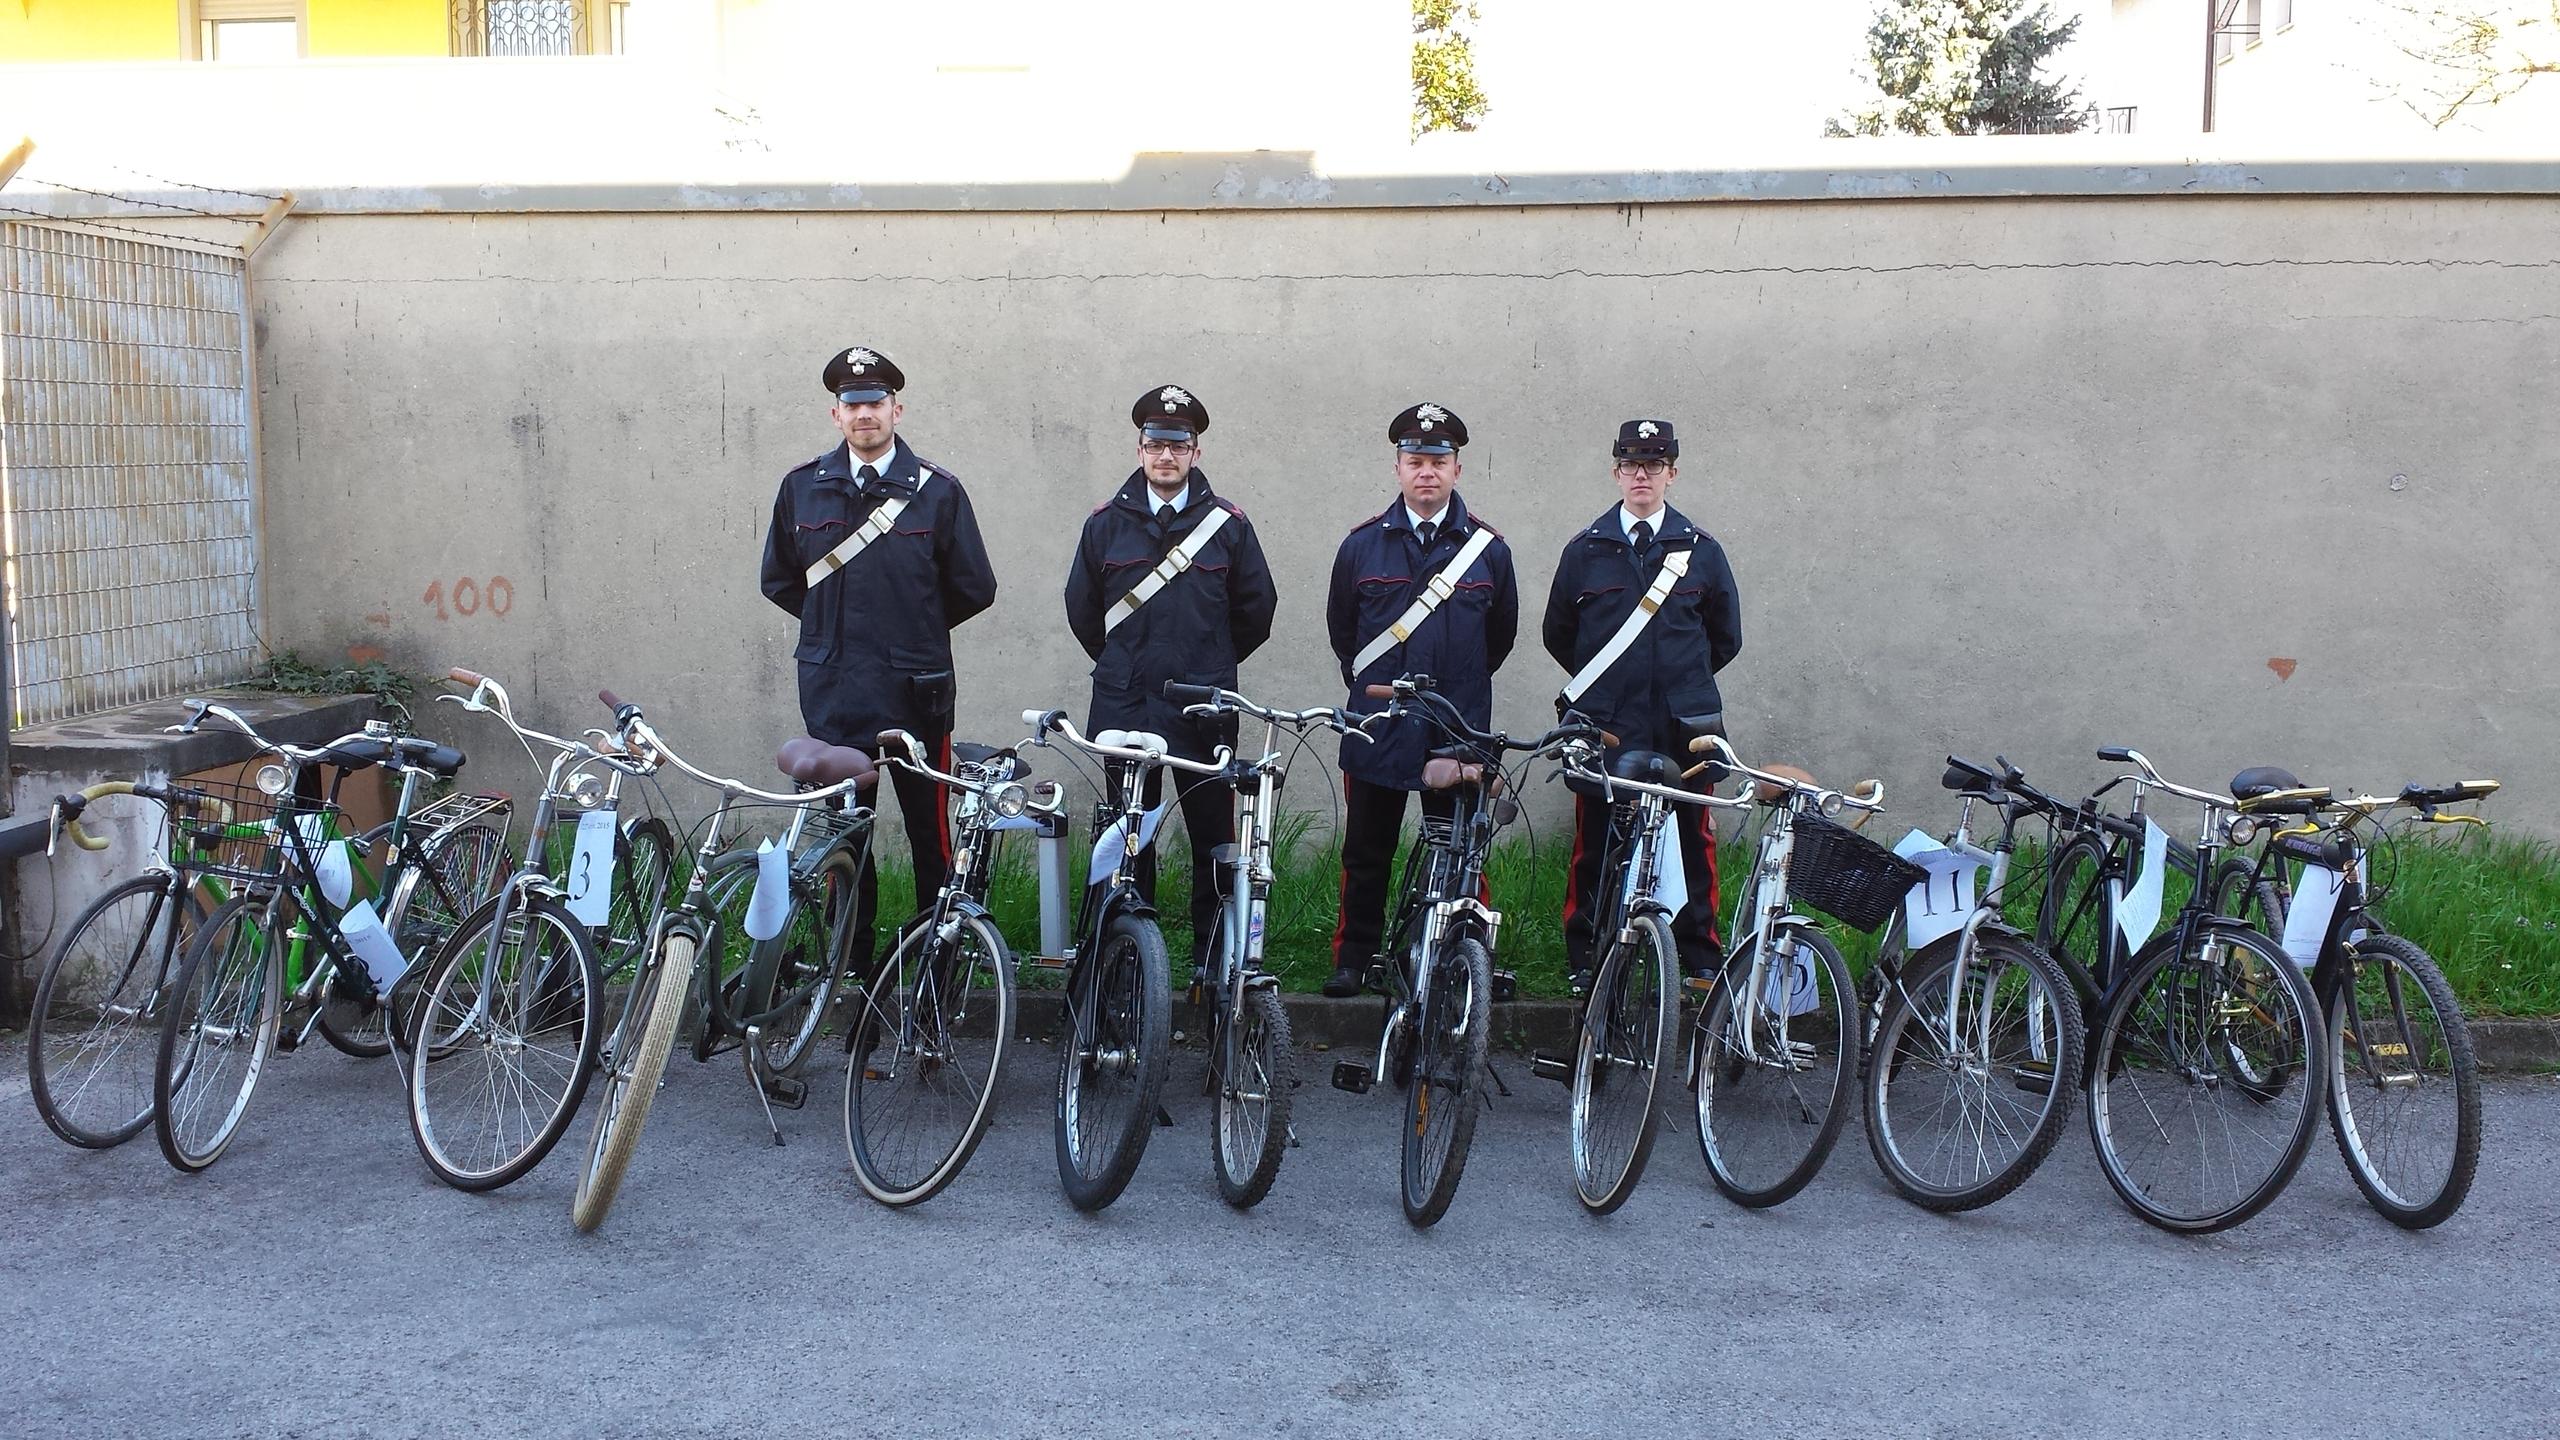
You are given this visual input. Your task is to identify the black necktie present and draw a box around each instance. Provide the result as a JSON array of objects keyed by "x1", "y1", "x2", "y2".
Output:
[
  {"x1": 1158, "y1": 503, "x2": 1176, "y2": 527},
  {"x1": 857, "y1": 463, "x2": 880, "y2": 488},
  {"x1": 1418, "y1": 519, "x2": 1438, "y2": 549},
  {"x1": 1630, "y1": 519, "x2": 1654, "y2": 551}
]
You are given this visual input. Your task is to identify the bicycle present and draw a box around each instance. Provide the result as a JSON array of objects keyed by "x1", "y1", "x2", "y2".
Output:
[
  {"x1": 2207, "y1": 771, "x2": 2495, "y2": 1228},
  {"x1": 2022, "y1": 746, "x2": 2329, "y2": 1233},
  {"x1": 570, "y1": 688, "x2": 877, "y2": 1232},
  {"x1": 1678, "y1": 733, "x2": 1899, "y2": 1210},
  {"x1": 1162, "y1": 682, "x2": 1362, "y2": 1208},
  {"x1": 1858, "y1": 756, "x2": 2087, "y2": 1212},
  {"x1": 1330, "y1": 676, "x2": 1590, "y2": 1227},
  {"x1": 149, "y1": 702, "x2": 508, "y2": 1172}
]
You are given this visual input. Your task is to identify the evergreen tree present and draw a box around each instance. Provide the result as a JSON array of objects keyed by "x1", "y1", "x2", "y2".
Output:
[{"x1": 1829, "y1": 0, "x2": 2093, "y2": 136}]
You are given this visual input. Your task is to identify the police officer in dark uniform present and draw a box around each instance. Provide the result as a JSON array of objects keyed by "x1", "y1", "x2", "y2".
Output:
[
  {"x1": 1543, "y1": 418, "x2": 1740, "y2": 986},
  {"x1": 1323, "y1": 402, "x2": 1520, "y2": 998},
  {"x1": 1064, "y1": 384, "x2": 1278, "y2": 971},
  {"x1": 761, "y1": 344, "x2": 999, "y2": 965}
]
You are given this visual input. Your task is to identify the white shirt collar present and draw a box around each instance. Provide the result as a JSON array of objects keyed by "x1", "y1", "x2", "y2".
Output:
[
  {"x1": 1148, "y1": 480, "x2": 1192, "y2": 515},
  {"x1": 850, "y1": 435, "x2": 903, "y2": 478},
  {"x1": 1405, "y1": 502, "x2": 1450, "y2": 535},
  {"x1": 1618, "y1": 502, "x2": 1667, "y2": 540}
]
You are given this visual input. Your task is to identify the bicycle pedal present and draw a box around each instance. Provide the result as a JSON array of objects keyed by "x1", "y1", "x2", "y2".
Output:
[
  {"x1": 1361, "y1": 962, "x2": 1388, "y2": 993},
  {"x1": 762, "y1": 1073, "x2": 809, "y2": 1110},
  {"x1": 2012, "y1": 1060, "x2": 2056, "y2": 1096},
  {"x1": 1682, "y1": 974, "x2": 1719, "y2": 995},
  {"x1": 1025, "y1": 954, "x2": 1068, "y2": 970},
  {"x1": 1528, "y1": 1052, "x2": 1571, "y2": 1084},
  {"x1": 1491, "y1": 969, "x2": 1518, "y2": 1003},
  {"x1": 1331, "y1": 1061, "x2": 1374, "y2": 1095}
]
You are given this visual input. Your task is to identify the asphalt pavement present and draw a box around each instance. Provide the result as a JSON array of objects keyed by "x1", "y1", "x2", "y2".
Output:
[{"x1": 2, "y1": 1030, "x2": 2553, "y2": 1439}]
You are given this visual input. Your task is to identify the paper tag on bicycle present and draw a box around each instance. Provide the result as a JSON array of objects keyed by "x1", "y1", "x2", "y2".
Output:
[
  {"x1": 1896, "y1": 834, "x2": 1980, "y2": 950},
  {"x1": 313, "y1": 839, "x2": 355, "y2": 909},
  {"x1": 564, "y1": 808, "x2": 618, "y2": 928},
  {"x1": 744, "y1": 838, "x2": 790, "y2": 941},
  {"x1": 2113, "y1": 819, "x2": 2171, "y2": 950},
  {"x1": 1089, "y1": 800, "x2": 1171, "y2": 877},
  {"x1": 987, "y1": 813, "x2": 1042, "y2": 832},
  {"x1": 338, "y1": 900, "x2": 409, "y2": 991},
  {"x1": 1763, "y1": 947, "x2": 1820, "y2": 1017},
  {"x1": 2279, "y1": 858, "x2": 2349, "y2": 968},
  {"x1": 1642, "y1": 811, "x2": 1687, "y2": 915}
]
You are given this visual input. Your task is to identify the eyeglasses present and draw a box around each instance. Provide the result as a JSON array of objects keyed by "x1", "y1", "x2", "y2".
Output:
[
  {"x1": 1139, "y1": 440, "x2": 1197, "y2": 456},
  {"x1": 1613, "y1": 460, "x2": 1671, "y2": 479}
]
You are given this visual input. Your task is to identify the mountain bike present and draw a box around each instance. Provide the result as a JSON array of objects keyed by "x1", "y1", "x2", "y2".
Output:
[
  {"x1": 2019, "y1": 747, "x2": 2330, "y2": 1233},
  {"x1": 149, "y1": 702, "x2": 506, "y2": 1172},
  {"x1": 1679, "y1": 734, "x2": 1898, "y2": 1209},
  {"x1": 1163, "y1": 682, "x2": 1361, "y2": 1208},
  {"x1": 2209, "y1": 771, "x2": 2495, "y2": 1228},
  {"x1": 1331, "y1": 676, "x2": 1594, "y2": 1227},
  {"x1": 570, "y1": 688, "x2": 877, "y2": 1232}
]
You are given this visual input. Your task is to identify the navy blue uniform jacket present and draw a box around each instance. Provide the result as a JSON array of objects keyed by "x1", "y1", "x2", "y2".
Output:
[
  {"x1": 1327, "y1": 494, "x2": 1519, "y2": 790},
  {"x1": 760, "y1": 437, "x2": 998, "y2": 748},
  {"x1": 1063, "y1": 470, "x2": 1277, "y2": 758},
  {"x1": 1540, "y1": 503, "x2": 1740, "y2": 754}
]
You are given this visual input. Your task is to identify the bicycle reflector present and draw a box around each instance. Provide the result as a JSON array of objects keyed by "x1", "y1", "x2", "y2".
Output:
[
  {"x1": 255, "y1": 764, "x2": 290, "y2": 797},
  {"x1": 993, "y1": 783, "x2": 1029, "y2": 819}
]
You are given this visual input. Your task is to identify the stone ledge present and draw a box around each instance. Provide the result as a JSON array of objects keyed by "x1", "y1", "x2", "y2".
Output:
[{"x1": 8, "y1": 689, "x2": 386, "y2": 783}]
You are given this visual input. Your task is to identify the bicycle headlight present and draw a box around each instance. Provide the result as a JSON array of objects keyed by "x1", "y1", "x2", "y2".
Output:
[
  {"x1": 993, "y1": 782, "x2": 1029, "y2": 820},
  {"x1": 563, "y1": 770, "x2": 607, "y2": 809},
  {"x1": 2226, "y1": 813, "x2": 2260, "y2": 847},
  {"x1": 255, "y1": 763, "x2": 290, "y2": 797}
]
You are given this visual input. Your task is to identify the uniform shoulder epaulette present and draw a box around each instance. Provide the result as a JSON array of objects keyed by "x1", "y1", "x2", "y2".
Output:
[
  {"x1": 911, "y1": 453, "x2": 960, "y2": 485},
  {"x1": 789, "y1": 450, "x2": 830, "y2": 476},
  {"x1": 1214, "y1": 497, "x2": 1247, "y2": 519},
  {"x1": 1344, "y1": 513, "x2": 1382, "y2": 536},
  {"x1": 1089, "y1": 497, "x2": 1113, "y2": 516},
  {"x1": 1468, "y1": 515, "x2": 1504, "y2": 541}
]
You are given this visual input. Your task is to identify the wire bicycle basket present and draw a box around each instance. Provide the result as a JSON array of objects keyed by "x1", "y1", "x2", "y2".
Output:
[{"x1": 1787, "y1": 812, "x2": 1925, "y2": 933}]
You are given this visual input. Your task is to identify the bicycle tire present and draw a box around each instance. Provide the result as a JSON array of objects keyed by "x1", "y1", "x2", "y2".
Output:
[
  {"x1": 2034, "y1": 832, "x2": 2113, "y2": 989},
  {"x1": 1401, "y1": 933, "x2": 1493, "y2": 1227},
  {"x1": 28, "y1": 876, "x2": 198, "y2": 1149},
  {"x1": 606, "y1": 816, "x2": 677, "y2": 968},
  {"x1": 2327, "y1": 933, "x2": 2480, "y2": 1229},
  {"x1": 844, "y1": 910, "x2": 1015, "y2": 1207},
  {"x1": 318, "y1": 820, "x2": 511, "y2": 1060},
  {"x1": 405, "y1": 890, "x2": 605, "y2": 1192},
  {"x1": 1213, "y1": 985, "x2": 1294, "y2": 1210},
  {"x1": 1693, "y1": 924, "x2": 1858, "y2": 1209},
  {"x1": 152, "y1": 889, "x2": 286, "y2": 1173},
  {"x1": 687, "y1": 848, "x2": 763, "y2": 1062},
  {"x1": 1571, "y1": 912, "x2": 1677, "y2": 1215},
  {"x1": 570, "y1": 930, "x2": 696, "y2": 1233},
  {"x1": 1864, "y1": 930, "x2": 2084, "y2": 1212},
  {"x1": 2206, "y1": 857, "x2": 2286, "y2": 939},
  {"x1": 743, "y1": 846, "x2": 864, "y2": 1077},
  {"x1": 2087, "y1": 923, "x2": 2324, "y2": 1233},
  {"x1": 1056, "y1": 911, "x2": 1172, "y2": 1211}
]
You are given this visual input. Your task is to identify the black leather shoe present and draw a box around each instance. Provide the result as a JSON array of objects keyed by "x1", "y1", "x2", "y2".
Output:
[{"x1": 1321, "y1": 964, "x2": 1364, "y2": 998}]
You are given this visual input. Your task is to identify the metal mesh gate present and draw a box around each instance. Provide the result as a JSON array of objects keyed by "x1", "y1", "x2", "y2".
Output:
[{"x1": 0, "y1": 222, "x2": 261, "y2": 726}]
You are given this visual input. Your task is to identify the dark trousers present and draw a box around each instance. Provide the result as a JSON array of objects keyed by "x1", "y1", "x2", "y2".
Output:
[
  {"x1": 1332, "y1": 775, "x2": 1460, "y2": 968},
  {"x1": 1563, "y1": 789, "x2": 1722, "y2": 973},
  {"x1": 1116, "y1": 760, "x2": 1236, "y2": 969},
  {"x1": 853, "y1": 729, "x2": 954, "y2": 970}
]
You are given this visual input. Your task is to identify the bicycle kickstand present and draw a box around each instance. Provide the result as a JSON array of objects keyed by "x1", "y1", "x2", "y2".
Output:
[
  {"x1": 742, "y1": 1025, "x2": 786, "y2": 1147},
  {"x1": 1482, "y1": 1056, "x2": 1513, "y2": 1099}
]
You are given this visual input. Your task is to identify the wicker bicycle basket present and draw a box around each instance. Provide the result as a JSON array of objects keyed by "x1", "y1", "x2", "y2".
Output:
[{"x1": 1785, "y1": 811, "x2": 1926, "y2": 933}]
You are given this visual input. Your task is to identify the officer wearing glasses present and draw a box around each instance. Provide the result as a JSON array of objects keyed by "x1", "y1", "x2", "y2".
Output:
[{"x1": 1542, "y1": 419, "x2": 1740, "y2": 989}]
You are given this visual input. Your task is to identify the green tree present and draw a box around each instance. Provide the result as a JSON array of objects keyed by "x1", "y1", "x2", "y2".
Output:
[
  {"x1": 2368, "y1": 1, "x2": 2560, "y2": 128},
  {"x1": 1413, "y1": 0, "x2": 1490, "y2": 139},
  {"x1": 1828, "y1": 0, "x2": 2093, "y2": 136}
]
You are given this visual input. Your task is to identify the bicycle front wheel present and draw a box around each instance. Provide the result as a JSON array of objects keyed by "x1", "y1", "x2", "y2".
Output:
[
  {"x1": 2035, "y1": 833, "x2": 2113, "y2": 982},
  {"x1": 1694, "y1": 925, "x2": 1857, "y2": 1209},
  {"x1": 29, "y1": 876, "x2": 198, "y2": 1149},
  {"x1": 1213, "y1": 984, "x2": 1294, "y2": 1209},
  {"x1": 570, "y1": 931, "x2": 696, "y2": 1233},
  {"x1": 1402, "y1": 933, "x2": 1493, "y2": 1227},
  {"x1": 1571, "y1": 912, "x2": 1676, "y2": 1215},
  {"x1": 1056, "y1": 912, "x2": 1171, "y2": 1211},
  {"x1": 152, "y1": 890, "x2": 286, "y2": 1173},
  {"x1": 1865, "y1": 930, "x2": 2084, "y2": 1211},
  {"x1": 2088, "y1": 924, "x2": 2324, "y2": 1233},
  {"x1": 844, "y1": 910, "x2": 1015, "y2": 1207},
  {"x1": 2327, "y1": 934, "x2": 2479, "y2": 1229},
  {"x1": 406, "y1": 891, "x2": 604, "y2": 1192}
]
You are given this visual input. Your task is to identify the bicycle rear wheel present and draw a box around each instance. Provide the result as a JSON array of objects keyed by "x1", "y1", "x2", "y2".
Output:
[
  {"x1": 29, "y1": 876, "x2": 197, "y2": 1148},
  {"x1": 743, "y1": 846, "x2": 864, "y2": 1077},
  {"x1": 2087, "y1": 924, "x2": 2323, "y2": 1233},
  {"x1": 406, "y1": 891, "x2": 605, "y2": 1192},
  {"x1": 1402, "y1": 933, "x2": 1492, "y2": 1227},
  {"x1": 2327, "y1": 934, "x2": 2479, "y2": 1229},
  {"x1": 1865, "y1": 930, "x2": 2083, "y2": 1211},
  {"x1": 1571, "y1": 912, "x2": 1676, "y2": 1214},
  {"x1": 570, "y1": 931, "x2": 695, "y2": 1233},
  {"x1": 844, "y1": 910, "x2": 1015, "y2": 1206},
  {"x1": 152, "y1": 890, "x2": 286, "y2": 1173},
  {"x1": 1213, "y1": 984, "x2": 1294, "y2": 1209},
  {"x1": 1057, "y1": 912, "x2": 1171, "y2": 1211},
  {"x1": 1694, "y1": 924, "x2": 1857, "y2": 1208}
]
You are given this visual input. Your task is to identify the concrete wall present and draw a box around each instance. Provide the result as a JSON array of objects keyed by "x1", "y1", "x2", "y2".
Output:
[{"x1": 237, "y1": 182, "x2": 2560, "y2": 837}]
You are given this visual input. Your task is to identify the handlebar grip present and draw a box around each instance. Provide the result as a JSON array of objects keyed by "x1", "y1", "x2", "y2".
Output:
[
  {"x1": 1161, "y1": 682, "x2": 1217, "y2": 704},
  {"x1": 2099, "y1": 812, "x2": 2145, "y2": 841},
  {"x1": 448, "y1": 667, "x2": 486, "y2": 687},
  {"x1": 598, "y1": 689, "x2": 625, "y2": 712},
  {"x1": 1597, "y1": 728, "x2": 1620, "y2": 749},
  {"x1": 1364, "y1": 684, "x2": 1395, "y2": 700},
  {"x1": 2096, "y1": 746, "x2": 2135, "y2": 763}
]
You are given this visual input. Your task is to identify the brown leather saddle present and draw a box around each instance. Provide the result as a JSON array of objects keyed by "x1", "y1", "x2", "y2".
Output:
[{"x1": 774, "y1": 736, "x2": 878, "y2": 790}]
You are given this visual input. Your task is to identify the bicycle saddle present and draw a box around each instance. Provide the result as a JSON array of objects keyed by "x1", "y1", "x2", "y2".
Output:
[
  {"x1": 951, "y1": 740, "x2": 1023, "y2": 781},
  {"x1": 315, "y1": 735, "x2": 466, "y2": 777},
  {"x1": 2231, "y1": 765, "x2": 2327, "y2": 814},
  {"x1": 775, "y1": 737, "x2": 877, "y2": 789},
  {"x1": 1093, "y1": 728, "x2": 1172, "y2": 755},
  {"x1": 1421, "y1": 756, "x2": 1491, "y2": 792}
]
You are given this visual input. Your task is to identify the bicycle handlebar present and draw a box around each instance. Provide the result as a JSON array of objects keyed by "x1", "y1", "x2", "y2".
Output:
[
  {"x1": 2098, "y1": 745, "x2": 2232, "y2": 811},
  {"x1": 1029, "y1": 713, "x2": 1231, "y2": 775},
  {"x1": 1686, "y1": 733, "x2": 1885, "y2": 815},
  {"x1": 591, "y1": 688, "x2": 866, "y2": 807},
  {"x1": 1365, "y1": 677, "x2": 1614, "y2": 755},
  {"x1": 1166, "y1": 681, "x2": 1361, "y2": 737}
]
